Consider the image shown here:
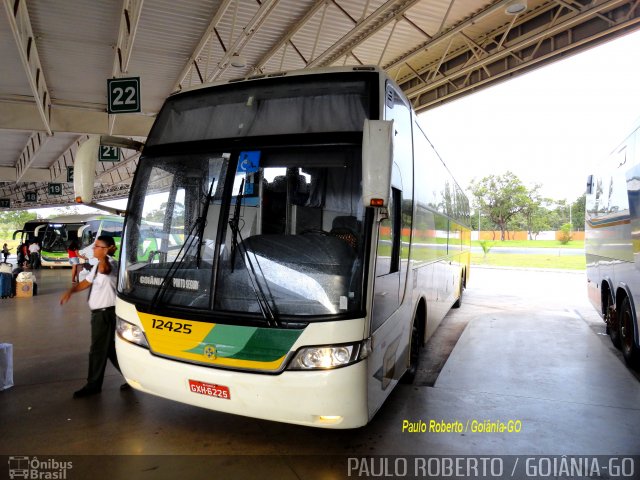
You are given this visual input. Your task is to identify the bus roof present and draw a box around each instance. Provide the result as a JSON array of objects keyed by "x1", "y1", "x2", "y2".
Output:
[{"x1": 172, "y1": 65, "x2": 386, "y2": 97}]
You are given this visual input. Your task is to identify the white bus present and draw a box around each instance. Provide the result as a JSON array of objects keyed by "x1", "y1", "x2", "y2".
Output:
[
  {"x1": 114, "y1": 66, "x2": 470, "y2": 428},
  {"x1": 585, "y1": 119, "x2": 640, "y2": 368},
  {"x1": 43, "y1": 214, "x2": 123, "y2": 267},
  {"x1": 13, "y1": 214, "x2": 123, "y2": 267}
]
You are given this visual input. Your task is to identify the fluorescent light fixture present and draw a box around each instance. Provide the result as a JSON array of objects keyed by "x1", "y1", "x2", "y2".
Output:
[
  {"x1": 230, "y1": 53, "x2": 246, "y2": 68},
  {"x1": 505, "y1": 0, "x2": 527, "y2": 15}
]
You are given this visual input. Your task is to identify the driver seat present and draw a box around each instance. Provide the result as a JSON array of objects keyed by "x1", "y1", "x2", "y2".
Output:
[{"x1": 330, "y1": 216, "x2": 361, "y2": 250}]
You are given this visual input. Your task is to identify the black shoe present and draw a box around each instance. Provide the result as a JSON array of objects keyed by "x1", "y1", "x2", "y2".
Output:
[
  {"x1": 73, "y1": 386, "x2": 101, "y2": 398},
  {"x1": 120, "y1": 382, "x2": 131, "y2": 391}
]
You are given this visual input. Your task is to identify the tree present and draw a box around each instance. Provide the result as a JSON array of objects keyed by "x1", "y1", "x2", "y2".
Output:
[
  {"x1": 571, "y1": 194, "x2": 586, "y2": 231},
  {"x1": 519, "y1": 186, "x2": 556, "y2": 240},
  {"x1": 559, "y1": 223, "x2": 573, "y2": 244},
  {"x1": 0, "y1": 210, "x2": 38, "y2": 238},
  {"x1": 143, "y1": 201, "x2": 185, "y2": 223},
  {"x1": 470, "y1": 171, "x2": 529, "y2": 241},
  {"x1": 47, "y1": 206, "x2": 81, "y2": 218}
]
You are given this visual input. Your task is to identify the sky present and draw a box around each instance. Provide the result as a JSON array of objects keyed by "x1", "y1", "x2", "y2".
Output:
[
  {"x1": 29, "y1": 29, "x2": 640, "y2": 217},
  {"x1": 419, "y1": 28, "x2": 640, "y2": 204}
]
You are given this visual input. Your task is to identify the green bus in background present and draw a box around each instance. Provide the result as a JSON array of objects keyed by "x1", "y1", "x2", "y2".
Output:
[{"x1": 14, "y1": 214, "x2": 125, "y2": 267}]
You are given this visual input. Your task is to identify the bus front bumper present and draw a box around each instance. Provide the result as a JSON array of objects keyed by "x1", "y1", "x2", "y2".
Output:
[
  {"x1": 40, "y1": 256, "x2": 68, "y2": 267},
  {"x1": 116, "y1": 337, "x2": 369, "y2": 429}
]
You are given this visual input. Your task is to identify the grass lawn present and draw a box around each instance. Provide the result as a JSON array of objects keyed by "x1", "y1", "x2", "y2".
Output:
[
  {"x1": 471, "y1": 253, "x2": 585, "y2": 270},
  {"x1": 472, "y1": 239, "x2": 584, "y2": 249}
]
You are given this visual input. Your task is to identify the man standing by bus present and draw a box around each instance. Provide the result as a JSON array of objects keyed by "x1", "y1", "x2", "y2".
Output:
[
  {"x1": 59, "y1": 235, "x2": 129, "y2": 398},
  {"x1": 28, "y1": 241, "x2": 40, "y2": 269}
]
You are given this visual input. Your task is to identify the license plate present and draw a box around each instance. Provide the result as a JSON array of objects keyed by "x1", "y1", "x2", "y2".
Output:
[{"x1": 188, "y1": 380, "x2": 230, "y2": 400}]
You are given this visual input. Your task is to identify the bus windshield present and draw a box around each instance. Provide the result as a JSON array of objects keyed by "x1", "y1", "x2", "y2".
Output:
[
  {"x1": 119, "y1": 145, "x2": 365, "y2": 320},
  {"x1": 42, "y1": 223, "x2": 81, "y2": 253}
]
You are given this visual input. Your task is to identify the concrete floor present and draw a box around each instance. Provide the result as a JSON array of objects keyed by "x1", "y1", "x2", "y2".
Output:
[{"x1": 1, "y1": 265, "x2": 639, "y2": 479}]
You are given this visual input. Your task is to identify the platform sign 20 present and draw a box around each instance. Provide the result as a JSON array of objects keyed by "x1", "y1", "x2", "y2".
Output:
[
  {"x1": 0, "y1": 199, "x2": 10, "y2": 208},
  {"x1": 48, "y1": 183, "x2": 63, "y2": 195},
  {"x1": 67, "y1": 166, "x2": 74, "y2": 183},
  {"x1": 99, "y1": 146, "x2": 120, "y2": 162},
  {"x1": 107, "y1": 77, "x2": 141, "y2": 113}
]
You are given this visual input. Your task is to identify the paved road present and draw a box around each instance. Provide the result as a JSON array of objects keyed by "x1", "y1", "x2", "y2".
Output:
[{"x1": 2, "y1": 267, "x2": 639, "y2": 479}]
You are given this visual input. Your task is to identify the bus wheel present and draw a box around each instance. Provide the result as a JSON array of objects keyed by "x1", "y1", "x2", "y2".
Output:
[
  {"x1": 605, "y1": 295, "x2": 621, "y2": 348},
  {"x1": 619, "y1": 296, "x2": 640, "y2": 368},
  {"x1": 401, "y1": 318, "x2": 421, "y2": 384},
  {"x1": 452, "y1": 275, "x2": 464, "y2": 309}
]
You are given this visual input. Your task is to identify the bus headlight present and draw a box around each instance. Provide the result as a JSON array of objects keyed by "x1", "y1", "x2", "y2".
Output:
[
  {"x1": 117, "y1": 317, "x2": 150, "y2": 348},
  {"x1": 288, "y1": 341, "x2": 369, "y2": 370}
]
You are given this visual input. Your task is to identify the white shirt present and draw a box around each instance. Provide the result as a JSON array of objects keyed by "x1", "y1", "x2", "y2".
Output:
[
  {"x1": 86, "y1": 257, "x2": 118, "y2": 310},
  {"x1": 29, "y1": 243, "x2": 40, "y2": 253},
  {"x1": 80, "y1": 243, "x2": 98, "y2": 266}
]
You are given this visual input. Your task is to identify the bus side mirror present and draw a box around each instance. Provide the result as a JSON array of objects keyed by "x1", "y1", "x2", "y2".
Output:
[
  {"x1": 74, "y1": 136, "x2": 100, "y2": 204},
  {"x1": 586, "y1": 174, "x2": 594, "y2": 195},
  {"x1": 74, "y1": 135, "x2": 141, "y2": 215},
  {"x1": 362, "y1": 119, "x2": 393, "y2": 208}
]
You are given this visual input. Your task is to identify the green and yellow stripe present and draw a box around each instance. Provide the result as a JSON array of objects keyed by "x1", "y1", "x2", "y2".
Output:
[{"x1": 138, "y1": 311, "x2": 303, "y2": 371}]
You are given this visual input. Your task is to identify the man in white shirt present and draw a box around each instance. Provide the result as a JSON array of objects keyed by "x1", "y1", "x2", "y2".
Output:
[
  {"x1": 28, "y1": 242, "x2": 41, "y2": 269},
  {"x1": 79, "y1": 242, "x2": 98, "y2": 266},
  {"x1": 60, "y1": 235, "x2": 129, "y2": 398}
]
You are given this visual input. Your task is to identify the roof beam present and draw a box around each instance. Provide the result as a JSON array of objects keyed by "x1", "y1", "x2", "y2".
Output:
[
  {"x1": 406, "y1": 0, "x2": 633, "y2": 98},
  {"x1": 3, "y1": 0, "x2": 52, "y2": 135},
  {"x1": 172, "y1": 0, "x2": 234, "y2": 91},
  {"x1": 109, "y1": 0, "x2": 144, "y2": 136},
  {"x1": 113, "y1": 0, "x2": 144, "y2": 76},
  {"x1": 254, "y1": 0, "x2": 327, "y2": 72},
  {"x1": 307, "y1": 0, "x2": 421, "y2": 68},
  {"x1": 48, "y1": 136, "x2": 87, "y2": 183},
  {"x1": 0, "y1": 101, "x2": 154, "y2": 136},
  {"x1": 208, "y1": 0, "x2": 282, "y2": 82},
  {"x1": 15, "y1": 131, "x2": 51, "y2": 182},
  {"x1": 0, "y1": 166, "x2": 50, "y2": 183},
  {"x1": 384, "y1": 0, "x2": 526, "y2": 73},
  {"x1": 408, "y1": 0, "x2": 640, "y2": 110}
]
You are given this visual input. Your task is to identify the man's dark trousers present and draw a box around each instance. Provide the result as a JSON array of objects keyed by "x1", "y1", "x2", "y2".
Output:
[{"x1": 87, "y1": 307, "x2": 121, "y2": 389}]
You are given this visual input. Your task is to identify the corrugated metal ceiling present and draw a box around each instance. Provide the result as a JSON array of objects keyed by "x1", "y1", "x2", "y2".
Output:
[{"x1": 1, "y1": 0, "x2": 638, "y2": 208}]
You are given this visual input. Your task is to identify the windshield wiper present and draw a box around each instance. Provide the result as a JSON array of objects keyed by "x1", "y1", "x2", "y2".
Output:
[
  {"x1": 228, "y1": 178, "x2": 280, "y2": 327},
  {"x1": 196, "y1": 178, "x2": 216, "y2": 267},
  {"x1": 229, "y1": 178, "x2": 243, "y2": 272},
  {"x1": 150, "y1": 178, "x2": 216, "y2": 309}
]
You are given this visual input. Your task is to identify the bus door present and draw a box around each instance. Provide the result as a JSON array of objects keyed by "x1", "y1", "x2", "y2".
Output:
[
  {"x1": 368, "y1": 84, "x2": 414, "y2": 414},
  {"x1": 368, "y1": 180, "x2": 404, "y2": 412},
  {"x1": 372, "y1": 185, "x2": 402, "y2": 325}
]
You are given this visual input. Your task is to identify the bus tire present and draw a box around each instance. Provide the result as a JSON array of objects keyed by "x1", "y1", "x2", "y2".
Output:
[
  {"x1": 619, "y1": 296, "x2": 640, "y2": 368},
  {"x1": 452, "y1": 273, "x2": 464, "y2": 309},
  {"x1": 401, "y1": 317, "x2": 421, "y2": 384},
  {"x1": 605, "y1": 293, "x2": 621, "y2": 349}
]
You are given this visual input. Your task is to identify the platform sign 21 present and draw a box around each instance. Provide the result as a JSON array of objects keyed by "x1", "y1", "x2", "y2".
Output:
[{"x1": 99, "y1": 146, "x2": 120, "y2": 162}]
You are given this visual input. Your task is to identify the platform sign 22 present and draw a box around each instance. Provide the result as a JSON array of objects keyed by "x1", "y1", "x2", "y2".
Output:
[{"x1": 107, "y1": 77, "x2": 141, "y2": 113}]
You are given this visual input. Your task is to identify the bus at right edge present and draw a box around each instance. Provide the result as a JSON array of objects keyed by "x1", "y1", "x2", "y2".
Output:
[{"x1": 585, "y1": 118, "x2": 640, "y2": 368}]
